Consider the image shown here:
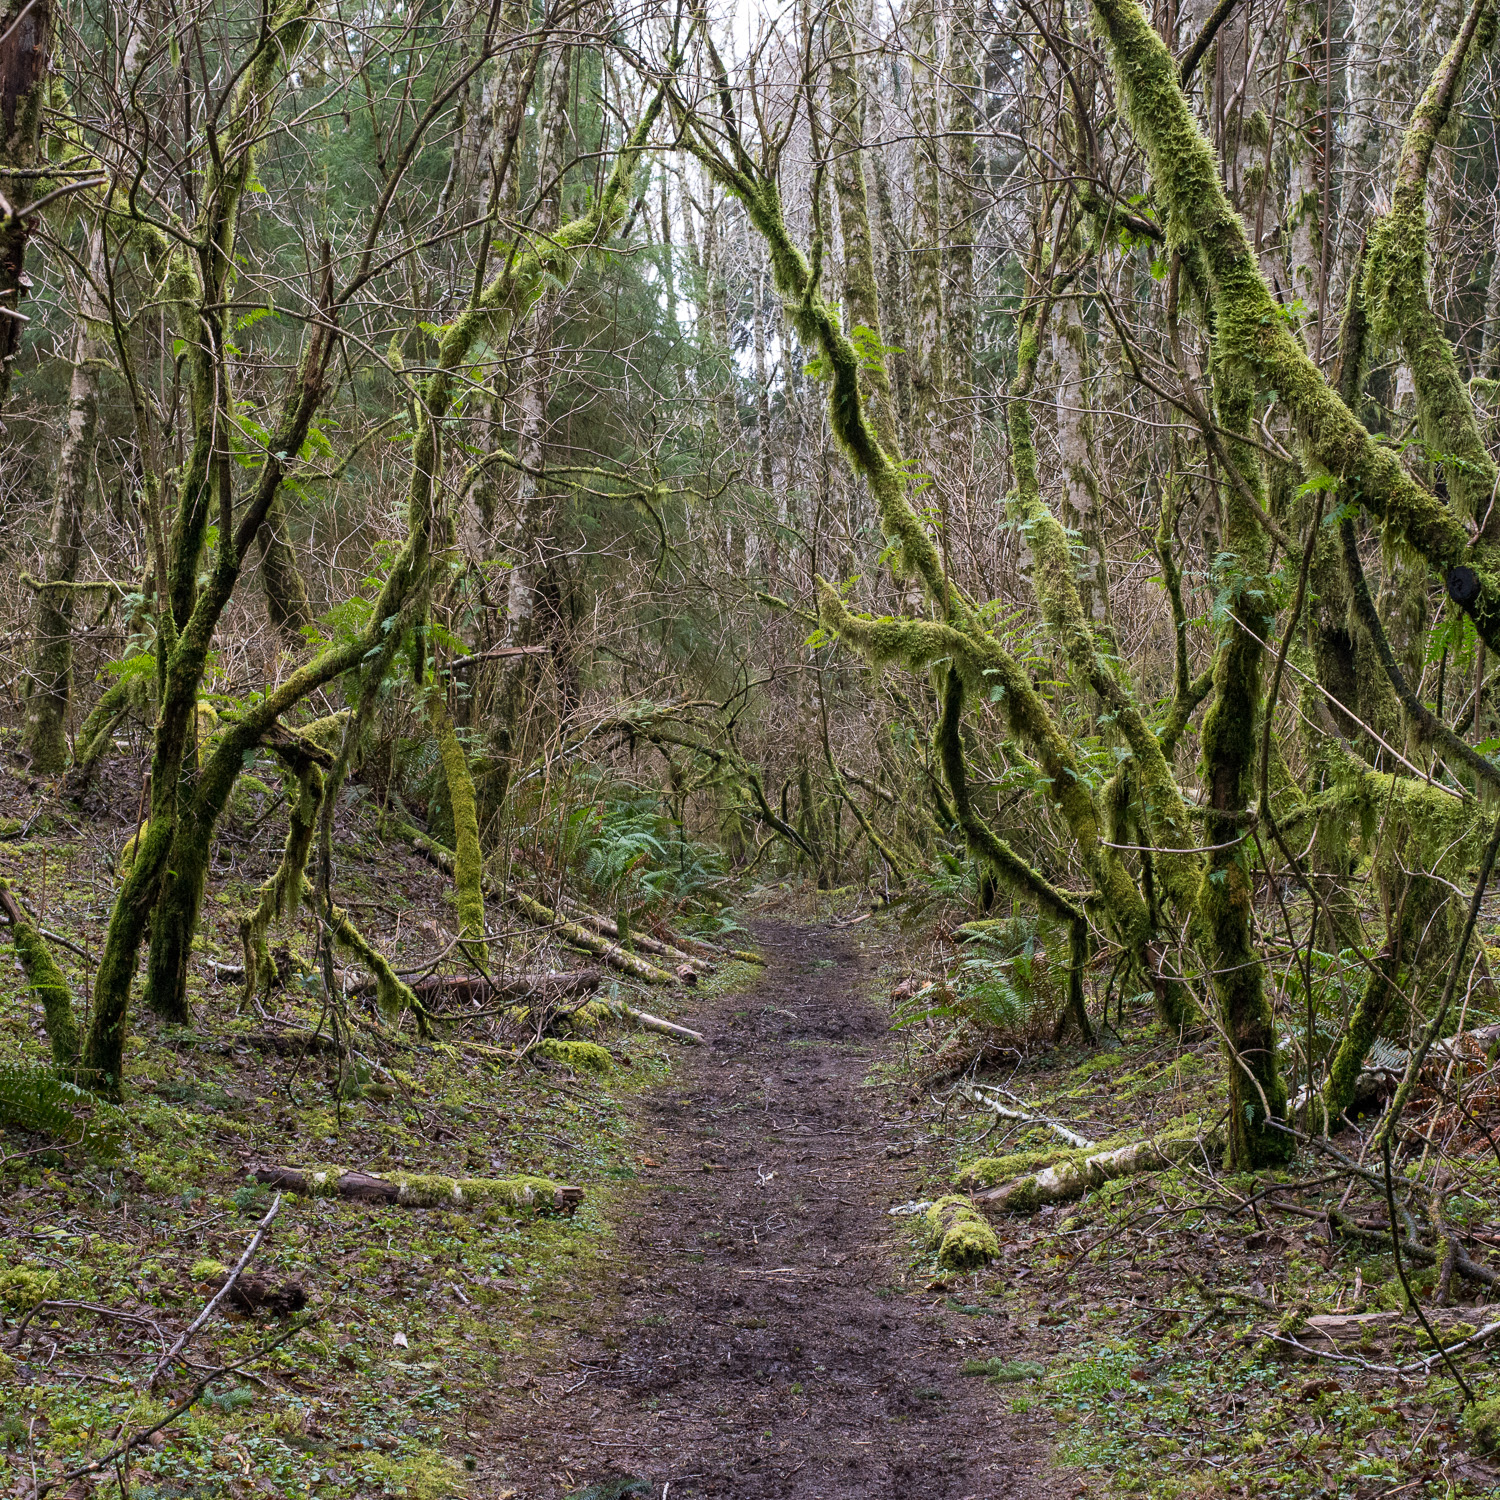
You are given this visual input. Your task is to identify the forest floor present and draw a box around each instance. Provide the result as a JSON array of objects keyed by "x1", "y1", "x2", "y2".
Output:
[{"x1": 3, "y1": 749, "x2": 1500, "y2": 1498}]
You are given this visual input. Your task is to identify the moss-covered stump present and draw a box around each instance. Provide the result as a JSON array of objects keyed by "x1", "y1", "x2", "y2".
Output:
[
  {"x1": 249, "y1": 1164, "x2": 584, "y2": 1214},
  {"x1": 925, "y1": 1195, "x2": 1000, "y2": 1270},
  {"x1": 972, "y1": 1128, "x2": 1222, "y2": 1213},
  {"x1": 534, "y1": 1037, "x2": 613, "y2": 1075}
]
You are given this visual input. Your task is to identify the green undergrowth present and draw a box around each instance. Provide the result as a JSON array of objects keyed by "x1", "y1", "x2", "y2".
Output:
[
  {"x1": 873, "y1": 949, "x2": 1500, "y2": 1496},
  {"x1": 0, "y1": 784, "x2": 739, "y2": 1497}
]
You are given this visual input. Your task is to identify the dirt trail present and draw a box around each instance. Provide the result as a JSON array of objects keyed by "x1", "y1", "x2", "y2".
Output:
[{"x1": 490, "y1": 917, "x2": 1064, "y2": 1499}]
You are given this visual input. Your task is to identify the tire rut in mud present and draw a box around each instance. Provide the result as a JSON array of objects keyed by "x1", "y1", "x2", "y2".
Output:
[{"x1": 494, "y1": 917, "x2": 1064, "y2": 1499}]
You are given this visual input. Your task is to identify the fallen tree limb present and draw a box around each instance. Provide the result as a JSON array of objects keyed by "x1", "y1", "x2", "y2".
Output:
[
  {"x1": 973, "y1": 1128, "x2": 1222, "y2": 1213},
  {"x1": 150, "y1": 1193, "x2": 281, "y2": 1387},
  {"x1": 347, "y1": 968, "x2": 602, "y2": 1010},
  {"x1": 606, "y1": 1001, "x2": 705, "y2": 1045},
  {"x1": 957, "y1": 1081, "x2": 1097, "y2": 1150},
  {"x1": 668, "y1": 931, "x2": 768, "y2": 966},
  {"x1": 394, "y1": 821, "x2": 680, "y2": 985},
  {"x1": 248, "y1": 1164, "x2": 584, "y2": 1214},
  {"x1": 565, "y1": 907, "x2": 705, "y2": 976},
  {"x1": 510, "y1": 890, "x2": 680, "y2": 984}
]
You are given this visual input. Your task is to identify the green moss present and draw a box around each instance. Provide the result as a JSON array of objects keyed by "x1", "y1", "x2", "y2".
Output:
[
  {"x1": 116, "y1": 820, "x2": 149, "y2": 875},
  {"x1": 427, "y1": 689, "x2": 483, "y2": 946},
  {"x1": 191, "y1": 1257, "x2": 228, "y2": 1280},
  {"x1": 0, "y1": 1264, "x2": 59, "y2": 1310},
  {"x1": 1089, "y1": 0, "x2": 1500, "y2": 651},
  {"x1": 1465, "y1": 1392, "x2": 1500, "y2": 1454},
  {"x1": 534, "y1": 1038, "x2": 613, "y2": 1076},
  {"x1": 1, "y1": 879, "x2": 80, "y2": 1069},
  {"x1": 955, "y1": 1147, "x2": 1085, "y2": 1189},
  {"x1": 241, "y1": 762, "x2": 322, "y2": 1001},
  {"x1": 365, "y1": 1447, "x2": 468, "y2": 1499},
  {"x1": 925, "y1": 1194, "x2": 999, "y2": 1269}
]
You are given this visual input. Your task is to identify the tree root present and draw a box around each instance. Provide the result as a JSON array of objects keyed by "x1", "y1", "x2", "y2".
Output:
[{"x1": 248, "y1": 1164, "x2": 583, "y2": 1214}]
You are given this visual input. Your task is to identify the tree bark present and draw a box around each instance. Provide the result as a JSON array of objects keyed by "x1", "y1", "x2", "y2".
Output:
[
  {"x1": 23, "y1": 226, "x2": 106, "y2": 772},
  {"x1": 0, "y1": 0, "x2": 51, "y2": 408}
]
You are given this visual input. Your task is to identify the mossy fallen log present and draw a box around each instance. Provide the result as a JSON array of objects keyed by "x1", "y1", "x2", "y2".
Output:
[
  {"x1": 248, "y1": 1164, "x2": 583, "y2": 1214},
  {"x1": 971, "y1": 1128, "x2": 1222, "y2": 1213},
  {"x1": 926, "y1": 1195, "x2": 999, "y2": 1269},
  {"x1": 347, "y1": 969, "x2": 602, "y2": 1009},
  {"x1": 394, "y1": 821, "x2": 679, "y2": 985},
  {"x1": 669, "y1": 932, "x2": 768, "y2": 966},
  {"x1": 564, "y1": 908, "x2": 705, "y2": 977},
  {"x1": 510, "y1": 890, "x2": 679, "y2": 985}
]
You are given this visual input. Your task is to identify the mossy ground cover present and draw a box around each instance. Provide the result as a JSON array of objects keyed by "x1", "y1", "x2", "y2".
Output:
[
  {"x1": 874, "y1": 932, "x2": 1500, "y2": 1498},
  {"x1": 0, "y1": 743, "x2": 719, "y2": 1498}
]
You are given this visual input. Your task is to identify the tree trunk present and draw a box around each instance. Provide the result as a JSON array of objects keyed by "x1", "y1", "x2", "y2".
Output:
[
  {"x1": 1049, "y1": 300, "x2": 1111, "y2": 642},
  {"x1": 487, "y1": 41, "x2": 573, "y2": 817},
  {"x1": 908, "y1": 0, "x2": 944, "y2": 451},
  {"x1": 827, "y1": 0, "x2": 897, "y2": 451},
  {"x1": 0, "y1": 0, "x2": 51, "y2": 408},
  {"x1": 23, "y1": 226, "x2": 106, "y2": 772}
]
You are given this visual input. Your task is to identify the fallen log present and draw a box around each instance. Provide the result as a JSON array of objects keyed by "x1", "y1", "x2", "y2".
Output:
[
  {"x1": 564, "y1": 908, "x2": 705, "y2": 978},
  {"x1": 973, "y1": 1128, "x2": 1221, "y2": 1214},
  {"x1": 248, "y1": 1164, "x2": 584, "y2": 1215},
  {"x1": 510, "y1": 890, "x2": 681, "y2": 985},
  {"x1": 395, "y1": 822, "x2": 679, "y2": 985},
  {"x1": 607, "y1": 1002, "x2": 705, "y2": 1045},
  {"x1": 347, "y1": 969, "x2": 602, "y2": 1011},
  {"x1": 667, "y1": 931, "x2": 768, "y2": 966}
]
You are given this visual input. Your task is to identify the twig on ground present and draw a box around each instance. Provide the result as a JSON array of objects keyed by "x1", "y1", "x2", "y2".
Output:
[{"x1": 148, "y1": 1193, "x2": 282, "y2": 1387}]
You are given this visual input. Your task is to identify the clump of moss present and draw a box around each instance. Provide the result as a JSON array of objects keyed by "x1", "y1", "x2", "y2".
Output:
[
  {"x1": 534, "y1": 1038, "x2": 612, "y2": 1076},
  {"x1": 962, "y1": 1356, "x2": 1046, "y2": 1383},
  {"x1": 366, "y1": 1446, "x2": 468, "y2": 1499},
  {"x1": 0, "y1": 1264, "x2": 58, "y2": 1311},
  {"x1": 556, "y1": 1001, "x2": 612, "y2": 1036},
  {"x1": 925, "y1": 1195, "x2": 999, "y2": 1270},
  {"x1": 191, "y1": 1257, "x2": 228, "y2": 1280},
  {"x1": 1466, "y1": 1393, "x2": 1500, "y2": 1454},
  {"x1": 116, "y1": 820, "x2": 149, "y2": 875}
]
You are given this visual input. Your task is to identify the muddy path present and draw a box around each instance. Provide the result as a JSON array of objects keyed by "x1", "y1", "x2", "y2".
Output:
[{"x1": 488, "y1": 917, "x2": 1066, "y2": 1499}]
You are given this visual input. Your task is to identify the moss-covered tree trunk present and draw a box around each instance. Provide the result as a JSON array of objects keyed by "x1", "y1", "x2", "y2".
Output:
[
  {"x1": 1196, "y1": 380, "x2": 1291, "y2": 1167},
  {"x1": 428, "y1": 684, "x2": 484, "y2": 950},
  {"x1": 22, "y1": 225, "x2": 105, "y2": 772},
  {"x1": 256, "y1": 496, "x2": 313, "y2": 638},
  {"x1": 827, "y1": 0, "x2": 896, "y2": 450}
]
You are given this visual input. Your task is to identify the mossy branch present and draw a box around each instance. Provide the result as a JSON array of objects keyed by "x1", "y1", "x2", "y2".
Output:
[
  {"x1": 1363, "y1": 0, "x2": 1499, "y2": 537},
  {"x1": 0, "y1": 880, "x2": 81, "y2": 1072},
  {"x1": 1088, "y1": 0, "x2": 1500, "y2": 650},
  {"x1": 427, "y1": 686, "x2": 485, "y2": 954}
]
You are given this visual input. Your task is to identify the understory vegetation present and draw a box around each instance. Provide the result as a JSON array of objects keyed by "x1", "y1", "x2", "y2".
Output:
[{"x1": 3, "y1": 0, "x2": 1500, "y2": 1490}]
